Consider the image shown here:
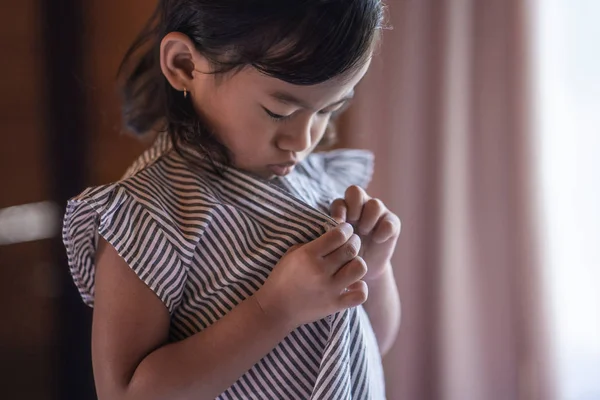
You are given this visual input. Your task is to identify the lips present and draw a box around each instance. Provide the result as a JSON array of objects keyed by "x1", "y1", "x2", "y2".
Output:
[{"x1": 268, "y1": 162, "x2": 296, "y2": 177}]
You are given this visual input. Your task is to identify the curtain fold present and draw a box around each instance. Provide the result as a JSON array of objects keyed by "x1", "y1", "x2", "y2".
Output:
[{"x1": 337, "y1": 1, "x2": 553, "y2": 399}]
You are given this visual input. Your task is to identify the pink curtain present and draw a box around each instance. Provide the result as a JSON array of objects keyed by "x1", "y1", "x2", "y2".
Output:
[{"x1": 338, "y1": 1, "x2": 553, "y2": 399}]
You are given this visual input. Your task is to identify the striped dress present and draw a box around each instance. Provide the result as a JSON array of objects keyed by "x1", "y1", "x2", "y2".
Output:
[{"x1": 63, "y1": 133, "x2": 386, "y2": 399}]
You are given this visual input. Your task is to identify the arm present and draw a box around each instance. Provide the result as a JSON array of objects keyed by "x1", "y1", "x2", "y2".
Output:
[
  {"x1": 363, "y1": 263, "x2": 401, "y2": 356},
  {"x1": 93, "y1": 238, "x2": 292, "y2": 400},
  {"x1": 93, "y1": 222, "x2": 368, "y2": 400}
]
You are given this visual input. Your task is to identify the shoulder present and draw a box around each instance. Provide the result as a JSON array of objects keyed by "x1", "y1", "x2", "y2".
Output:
[
  {"x1": 62, "y1": 136, "x2": 224, "y2": 312},
  {"x1": 66, "y1": 144, "x2": 223, "y2": 256},
  {"x1": 302, "y1": 148, "x2": 375, "y2": 192}
]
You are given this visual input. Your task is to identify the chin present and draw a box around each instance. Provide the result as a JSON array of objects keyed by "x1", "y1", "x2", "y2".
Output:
[{"x1": 240, "y1": 166, "x2": 274, "y2": 180}]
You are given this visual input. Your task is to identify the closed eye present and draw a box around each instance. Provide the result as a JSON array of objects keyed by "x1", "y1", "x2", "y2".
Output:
[
  {"x1": 326, "y1": 100, "x2": 353, "y2": 119},
  {"x1": 263, "y1": 107, "x2": 292, "y2": 122}
]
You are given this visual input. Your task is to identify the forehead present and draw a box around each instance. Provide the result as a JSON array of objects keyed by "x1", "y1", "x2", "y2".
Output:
[{"x1": 226, "y1": 59, "x2": 372, "y2": 106}]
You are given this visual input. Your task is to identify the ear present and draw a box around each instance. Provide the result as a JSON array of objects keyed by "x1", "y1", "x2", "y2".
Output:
[{"x1": 159, "y1": 32, "x2": 209, "y2": 94}]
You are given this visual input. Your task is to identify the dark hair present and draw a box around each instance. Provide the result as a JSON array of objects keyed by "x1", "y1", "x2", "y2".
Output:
[{"x1": 119, "y1": 0, "x2": 385, "y2": 167}]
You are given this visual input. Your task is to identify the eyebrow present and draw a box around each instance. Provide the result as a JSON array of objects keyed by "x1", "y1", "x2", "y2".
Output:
[{"x1": 270, "y1": 90, "x2": 354, "y2": 111}]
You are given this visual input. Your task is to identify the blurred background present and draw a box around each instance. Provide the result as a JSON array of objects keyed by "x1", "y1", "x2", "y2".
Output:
[{"x1": 0, "y1": 0, "x2": 597, "y2": 399}]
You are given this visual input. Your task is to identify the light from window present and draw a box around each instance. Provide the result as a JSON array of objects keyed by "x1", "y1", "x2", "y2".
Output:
[{"x1": 532, "y1": 1, "x2": 600, "y2": 399}]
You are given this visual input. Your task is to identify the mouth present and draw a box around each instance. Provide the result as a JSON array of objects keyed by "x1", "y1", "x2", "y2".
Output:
[{"x1": 267, "y1": 162, "x2": 297, "y2": 177}]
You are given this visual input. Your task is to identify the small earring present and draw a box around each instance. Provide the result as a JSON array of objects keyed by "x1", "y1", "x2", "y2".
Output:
[{"x1": 183, "y1": 87, "x2": 187, "y2": 98}]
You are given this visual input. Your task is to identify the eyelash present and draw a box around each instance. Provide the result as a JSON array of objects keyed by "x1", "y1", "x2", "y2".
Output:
[
  {"x1": 264, "y1": 108, "x2": 292, "y2": 122},
  {"x1": 331, "y1": 102, "x2": 351, "y2": 119},
  {"x1": 263, "y1": 107, "x2": 336, "y2": 123}
]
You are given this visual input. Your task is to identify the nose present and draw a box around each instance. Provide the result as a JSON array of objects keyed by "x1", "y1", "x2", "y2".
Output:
[{"x1": 276, "y1": 118, "x2": 313, "y2": 153}]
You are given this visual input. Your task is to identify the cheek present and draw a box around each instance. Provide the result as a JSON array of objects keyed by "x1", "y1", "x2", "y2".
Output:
[
  {"x1": 216, "y1": 109, "x2": 277, "y2": 164},
  {"x1": 199, "y1": 97, "x2": 272, "y2": 150},
  {"x1": 312, "y1": 117, "x2": 330, "y2": 140}
]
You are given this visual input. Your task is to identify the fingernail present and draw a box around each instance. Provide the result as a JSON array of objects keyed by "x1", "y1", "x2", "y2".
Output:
[
  {"x1": 339, "y1": 222, "x2": 354, "y2": 236},
  {"x1": 373, "y1": 235, "x2": 387, "y2": 244}
]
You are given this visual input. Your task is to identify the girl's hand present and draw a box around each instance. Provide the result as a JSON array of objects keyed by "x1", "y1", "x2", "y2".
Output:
[
  {"x1": 330, "y1": 186, "x2": 401, "y2": 281},
  {"x1": 255, "y1": 223, "x2": 368, "y2": 329}
]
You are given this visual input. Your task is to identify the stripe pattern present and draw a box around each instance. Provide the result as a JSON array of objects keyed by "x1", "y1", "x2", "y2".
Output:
[{"x1": 63, "y1": 133, "x2": 385, "y2": 399}]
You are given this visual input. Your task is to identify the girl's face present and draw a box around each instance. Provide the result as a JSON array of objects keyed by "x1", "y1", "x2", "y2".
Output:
[{"x1": 189, "y1": 58, "x2": 372, "y2": 180}]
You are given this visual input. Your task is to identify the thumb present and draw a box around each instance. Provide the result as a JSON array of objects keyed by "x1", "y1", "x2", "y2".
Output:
[
  {"x1": 330, "y1": 198, "x2": 347, "y2": 224},
  {"x1": 285, "y1": 243, "x2": 304, "y2": 254}
]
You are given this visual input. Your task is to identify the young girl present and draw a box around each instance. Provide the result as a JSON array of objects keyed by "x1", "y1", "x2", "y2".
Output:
[{"x1": 63, "y1": 1, "x2": 401, "y2": 399}]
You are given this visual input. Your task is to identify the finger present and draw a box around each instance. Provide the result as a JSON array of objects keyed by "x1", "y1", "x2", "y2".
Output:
[
  {"x1": 322, "y1": 234, "x2": 362, "y2": 275},
  {"x1": 332, "y1": 256, "x2": 368, "y2": 290},
  {"x1": 305, "y1": 222, "x2": 354, "y2": 257},
  {"x1": 329, "y1": 198, "x2": 347, "y2": 224},
  {"x1": 357, "y1": 198, "x2": 386, "y2": 236},
  {"x1": 372, "y1": 214, "x2": 402, "y2": 244},
  {"x1": 285, "y1": 243, "x2": 304, "y2": 254},
  {"x1": 338, "y1": 280, "x2": 368, "y2": 308},
  {"x1": 344, "y1": 185, "x2": 368, "y2": 223}
]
